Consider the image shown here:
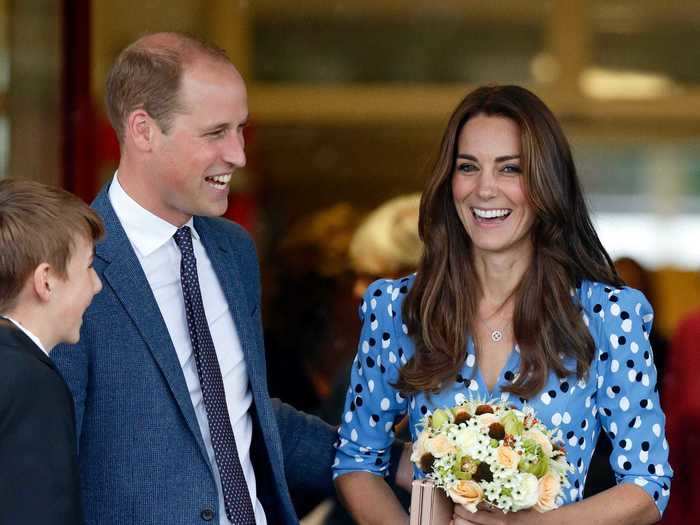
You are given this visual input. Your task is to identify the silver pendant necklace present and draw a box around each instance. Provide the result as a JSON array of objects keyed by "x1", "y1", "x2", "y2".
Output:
[
  {"x1": 479, "y1": 314, "x2": 509, "y2": 343},
  {"x1": 489, "y1": 327, "x2": 504, "y2": 343},
  {"x1": 479, "y1": 295, "x2": 513, "y2": 344}
]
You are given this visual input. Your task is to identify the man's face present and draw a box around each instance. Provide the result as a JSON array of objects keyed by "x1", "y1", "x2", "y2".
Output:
[
  {"x1": 52, "y1": 235, "x2": 102, "y2": 345},
  {"x1": 148, "y1": 58, "x2": 248, "y2": 226}
]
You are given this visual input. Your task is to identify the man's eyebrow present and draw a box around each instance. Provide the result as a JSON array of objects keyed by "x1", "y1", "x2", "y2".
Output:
[
  {"x1": 202, "y1": 123, "x2": 231, "y2": 132},
  {"x1": 202, "y1": 118, "x2": 249, "y2": 133}
]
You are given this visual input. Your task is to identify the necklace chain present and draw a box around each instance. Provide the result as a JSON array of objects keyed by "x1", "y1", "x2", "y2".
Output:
[
  {"x1": 479, "y1": 294, "x2": 512, "y2": 343},
  {"x1": 479, "y1": 317, "x2": 507, "y2": 343},
  {"x1": 478, "y1": 301, "x2": 512, "y2": 344}
]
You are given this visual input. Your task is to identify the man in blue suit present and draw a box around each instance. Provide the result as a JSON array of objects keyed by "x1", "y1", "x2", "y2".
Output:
[{"x1": 52, "y1": 32, "x2": 384, "y2": 524}]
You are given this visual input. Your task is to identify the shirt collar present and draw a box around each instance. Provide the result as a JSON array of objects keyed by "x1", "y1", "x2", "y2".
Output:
[
  {"x1": 108, "y1": 172, "x2": 199, "y2": 257},
  {"x1": 0, "y1": 315, "x2": 49, "y2": 356}
]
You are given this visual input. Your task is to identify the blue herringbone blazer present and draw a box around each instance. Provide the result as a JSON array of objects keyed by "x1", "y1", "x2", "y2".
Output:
[{"x1": 52, "y1": 184, "x2": 335, "y2": 525}]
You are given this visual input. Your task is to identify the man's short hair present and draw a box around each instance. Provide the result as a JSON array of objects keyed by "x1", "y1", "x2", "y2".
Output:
[
  {"x1": 105, "y1": 32, "x2": 230, "y2": 143},
  {"x1": 0, "y1": 179, "x2": 104, "y2": 313}
]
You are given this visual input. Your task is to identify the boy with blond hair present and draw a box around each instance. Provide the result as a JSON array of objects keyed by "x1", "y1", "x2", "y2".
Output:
[{"x1": 0, "y1": 179, "x2": 103, "y2": 525}]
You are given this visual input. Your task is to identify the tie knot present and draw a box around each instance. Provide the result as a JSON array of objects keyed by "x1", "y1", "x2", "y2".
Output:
[{"x1": 173, "y1": 226, "x2": 193, "y2": 254}]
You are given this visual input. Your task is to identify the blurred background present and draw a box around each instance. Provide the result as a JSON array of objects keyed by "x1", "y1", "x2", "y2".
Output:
[{"x1": 0, "y1": 1, "x2": 698, "y2": 521}]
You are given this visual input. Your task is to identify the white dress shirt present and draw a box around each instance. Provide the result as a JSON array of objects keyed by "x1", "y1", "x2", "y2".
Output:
[
  {"x1": 109, "y1": 175, "x2": 266, "y2": 525},
  {"x1": 1, "y1": 315, "x2": 49, "y2": 356}
]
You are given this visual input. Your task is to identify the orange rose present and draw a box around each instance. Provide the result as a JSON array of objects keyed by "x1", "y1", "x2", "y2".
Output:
[
  {"x1": 448, "y1": 480, "x2": 484, "y2": 513},
  {"x1": 496, "y1": 445, "x2": 520, "y2": 470},
  {"x1": 425, "y1": 434, "x2": 455, "y2": 458},
  {"x1": 534, "y1": 472, "x2": 560, "y2": 512}
]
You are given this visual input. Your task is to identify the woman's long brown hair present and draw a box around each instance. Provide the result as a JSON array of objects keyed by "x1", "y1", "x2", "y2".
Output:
[{"x1": 396, "y1": 85, "x2": 623, "y2": 399}]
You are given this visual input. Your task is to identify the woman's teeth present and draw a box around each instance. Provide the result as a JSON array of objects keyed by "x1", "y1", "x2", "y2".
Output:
[
  {"x1": 472, "y1": 208, "x2": 511, "y2": 220},
  {"x1": 205, "y1": 173, "x2": 232, "y2": 188}
]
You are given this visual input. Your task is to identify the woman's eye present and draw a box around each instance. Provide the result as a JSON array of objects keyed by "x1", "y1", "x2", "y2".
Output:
[
  {"x1": 457, "y1": 163, "x2": 478, "y2": 173},
  {"x1": 502, "y1": 164, "x2": 522, "y2": 174}
]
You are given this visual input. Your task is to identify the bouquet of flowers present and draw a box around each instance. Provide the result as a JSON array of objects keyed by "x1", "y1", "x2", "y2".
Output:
[{"x1": 410, "y1": 400, "x2": 573, "y2": 513}]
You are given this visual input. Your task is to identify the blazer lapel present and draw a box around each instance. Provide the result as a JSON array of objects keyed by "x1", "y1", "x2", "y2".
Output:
[
  {"x1": 92, "y1": 188, "x2": 209, "y2": 461},
  {"x1": 195, "y1": 219, "x2": 292, "y2": 507},
  {"x1": 194, "y1": 219, "x2": 266, "y2": 401}
]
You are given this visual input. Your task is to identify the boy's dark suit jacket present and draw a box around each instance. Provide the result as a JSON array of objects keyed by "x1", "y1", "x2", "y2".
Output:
[{"x1": 0, "y1": 319, "x2": 82, "y2": 525}]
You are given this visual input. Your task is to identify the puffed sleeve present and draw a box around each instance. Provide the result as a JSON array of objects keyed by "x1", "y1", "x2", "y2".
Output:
[
  {"x1": 587, "y1": 283, "x2": 672, "y2": 515},
  {"x1": 333, "y1": 278, "x2": 409, "y2": 479}
]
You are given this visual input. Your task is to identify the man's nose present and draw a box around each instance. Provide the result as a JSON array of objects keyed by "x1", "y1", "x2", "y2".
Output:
[{"x1": 222, "y1": 130, "x2": 246, "y2": 168}]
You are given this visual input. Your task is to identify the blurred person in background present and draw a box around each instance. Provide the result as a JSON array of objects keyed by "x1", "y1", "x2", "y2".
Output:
[
  {"x1": 333, "y1": 85, "x2": 670, "y2": 525},
  {"x1": 660, "y1": 289, "x2": 700, "y2": 524},
  {"x1": 265, "y1": 203, "x2": 363, "y2": 414},
  {"x1": 349, "y1": 193, "x2": 423, "y2": 300}
]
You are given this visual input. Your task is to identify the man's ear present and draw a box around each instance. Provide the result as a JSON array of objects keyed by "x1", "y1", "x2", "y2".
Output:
[
  {"x1": 32, "y1": 263, "x2": 54, "y2": 303},
  {"x1": 126, "y1": 109, "x2": 157, "y2": 152}
]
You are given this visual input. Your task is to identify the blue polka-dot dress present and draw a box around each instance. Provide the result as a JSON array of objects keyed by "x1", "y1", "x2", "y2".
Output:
[{"x1": 333, "y1": 275, "x2": 672, "y2": 516}]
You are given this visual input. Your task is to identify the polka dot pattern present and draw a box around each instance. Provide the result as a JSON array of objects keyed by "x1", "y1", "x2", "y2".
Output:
[
  {"x1": 333, "y1": 276, "x2": 672, "y2": 516},
  {"x1": 174, "y1": 227, "x2": 255, "y2": 525}
]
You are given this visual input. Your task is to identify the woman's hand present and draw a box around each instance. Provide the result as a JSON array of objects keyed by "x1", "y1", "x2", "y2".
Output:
[{"x1": 451, "y1": 483, "x2": 660, "y2": 525}]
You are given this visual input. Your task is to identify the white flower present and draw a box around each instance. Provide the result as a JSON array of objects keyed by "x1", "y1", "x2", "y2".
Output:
[
  {"x1": 410, "y1": 430, "x2": 430, "y2": 463},
  {"x1": 510, "y1": 473, "x2": 539, "y2": 511},
  {"x1": 477, "y1": 413, "x2": 500, "y2": 428},
  {"x1": 453, "y1": 426, "x2": 480, "y2": 455}
]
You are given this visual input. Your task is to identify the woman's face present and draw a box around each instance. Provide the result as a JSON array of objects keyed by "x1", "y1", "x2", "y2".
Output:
[{"x1": 451, "y1": 114, "x2": 535, "y2": 259}]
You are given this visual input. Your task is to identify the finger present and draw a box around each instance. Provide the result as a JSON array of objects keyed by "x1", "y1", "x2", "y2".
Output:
[
  {"x1": 477, "y1": 501, "x2": 498, "y2": 513},
  {"x1": 456, "y1": 510, "x2": 501, "y2": 525},
  {"x1": 453, "y1": 504, "x2": 474, "y2": 519}
]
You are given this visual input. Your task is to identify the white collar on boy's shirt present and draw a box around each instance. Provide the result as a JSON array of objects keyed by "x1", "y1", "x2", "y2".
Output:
[
  {"x1": 0, "y1": 315, "x2": 49, "y2": 356},
  {"x1": 108, "y1": 172, "x2": 199, "y2": 258}
]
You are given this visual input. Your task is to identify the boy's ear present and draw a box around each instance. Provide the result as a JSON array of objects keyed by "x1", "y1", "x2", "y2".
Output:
[{"x1": 32, "y1": 263, "x2": 53, "y2": 303}]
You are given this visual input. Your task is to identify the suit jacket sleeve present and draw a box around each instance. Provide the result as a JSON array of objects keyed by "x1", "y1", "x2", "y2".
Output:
[{"x1": 272, "y1": 398, "x2": 336, "y2": 498}]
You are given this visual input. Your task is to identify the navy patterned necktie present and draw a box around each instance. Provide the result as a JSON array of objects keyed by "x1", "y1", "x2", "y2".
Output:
[{"x1": 173, "y1": 226, "x2": 256, "y2": 525}]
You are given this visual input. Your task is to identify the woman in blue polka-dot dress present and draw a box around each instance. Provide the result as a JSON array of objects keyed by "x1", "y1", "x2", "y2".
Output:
[{"x1": 333, "y1": 86, "x2": 671, "y2": 525}]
